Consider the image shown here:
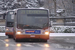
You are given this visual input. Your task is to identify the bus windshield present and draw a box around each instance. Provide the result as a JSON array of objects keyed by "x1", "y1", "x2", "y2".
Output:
[
  {"x1": 17, "y1": 9, "x2": 49, "y2": 29},
  {"x1": 6, "y1": 11, "x2": 14, "y2": 27}
]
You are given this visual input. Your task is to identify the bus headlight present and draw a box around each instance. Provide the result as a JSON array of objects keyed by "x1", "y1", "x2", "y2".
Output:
[
  {"x1": 45, "y1": 31, "x2": 49, "y2": 35},
  {"x1": 6, "y1": 29, "x2": 9, "y2": 31},
  {"x1": 16, "y1": 31, "x2": 21, "y2": 34}
]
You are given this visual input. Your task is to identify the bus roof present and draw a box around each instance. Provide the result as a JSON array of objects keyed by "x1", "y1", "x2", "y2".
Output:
[{"x1": 13, "y1": 8, "x2": 49, "y2": 11}]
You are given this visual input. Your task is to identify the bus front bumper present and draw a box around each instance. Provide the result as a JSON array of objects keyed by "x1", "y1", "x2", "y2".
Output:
[
  {"x1": 5, "y1": 32, "x2": 13, "y2": 36},
  {"x1": 15, "y1": 34, "x2": 49, "y2": 40}
]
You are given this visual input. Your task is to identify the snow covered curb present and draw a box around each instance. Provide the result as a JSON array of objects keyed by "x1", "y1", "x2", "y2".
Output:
[
  {"x1": 50, "y1": 33, "x2": 75, "y2": 36},
  {"x1": 0, "y1": 33, "x2": 75, "y2": 36},
  {"x1": 0, "y1": 33, "x2": 5, "y2": 36}
]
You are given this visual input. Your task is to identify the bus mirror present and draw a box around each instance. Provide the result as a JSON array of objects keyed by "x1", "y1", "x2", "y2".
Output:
[{"x1": 15, "y1": 13, "x2": 16, "y2": 15}]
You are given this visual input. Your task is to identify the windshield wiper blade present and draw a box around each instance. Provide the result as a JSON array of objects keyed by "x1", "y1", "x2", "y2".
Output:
[
  {"x1": 19, "y1": 25, "x2": 42, "y2": 29},
  {"x1": 23, "y1": 26, "x2": 32, "y2": 29},
  {"x1": 31, "y1": 26, "x2": 42, "y2": 29}
]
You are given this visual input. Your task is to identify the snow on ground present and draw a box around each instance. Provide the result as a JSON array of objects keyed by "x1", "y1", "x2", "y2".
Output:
[
  {"x1": 0, "y1": 33, "x2": 75, "y2": 36},
  {"x1": 0, "y1": 33, "x2": 5, "y2": 36}
]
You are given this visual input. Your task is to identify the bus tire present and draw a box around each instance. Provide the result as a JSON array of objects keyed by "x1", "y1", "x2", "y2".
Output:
[
  {"x1": 14, "y1": 37, "x2": 20, "y2": 42},
  {"x1": 43, "y1": 40, "x2": 47, "y2": 42},
  {"x1": 15, "y1": 39, "x2": 19, "y2": 42},
  {"x1": 8, "y1": 35, "x2": 12, "y2": 38}
]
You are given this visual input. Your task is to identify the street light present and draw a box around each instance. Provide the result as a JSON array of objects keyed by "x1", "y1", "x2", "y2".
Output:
[{"x1": 53, "y1": 0, "x2": 56, "y2": 16}]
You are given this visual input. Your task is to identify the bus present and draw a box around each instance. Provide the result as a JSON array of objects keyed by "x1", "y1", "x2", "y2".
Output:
[
  {"x1": 5, "y1": 10, "x2": 14, "y2": 38},
  {"x1": 13, "y1": 8, "x2": 50, "y2": 42}
]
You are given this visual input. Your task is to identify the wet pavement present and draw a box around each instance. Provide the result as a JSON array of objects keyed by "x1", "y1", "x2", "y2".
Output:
[{"x1": 0, "y1": 36, "x2": 75, "y2": 50}]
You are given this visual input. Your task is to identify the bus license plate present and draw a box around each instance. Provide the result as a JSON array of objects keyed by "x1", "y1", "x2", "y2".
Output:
[{"x1": 30, "y1": 35, "x2": 35, "y2": 37}]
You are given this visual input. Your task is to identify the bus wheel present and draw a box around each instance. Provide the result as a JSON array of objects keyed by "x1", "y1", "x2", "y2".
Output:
[
  {"x1": 43, "y1": 40, "x2": 47, "y2": 42},
  {"x1": 8, "y1": 35, "x2": 12, "y2": 38},
  {"x1": 15, "y1": 39, "x2": 19, "y2": 42},
  {"x1": 14, "y1": 37, "x2": 20, "y2": 42}
]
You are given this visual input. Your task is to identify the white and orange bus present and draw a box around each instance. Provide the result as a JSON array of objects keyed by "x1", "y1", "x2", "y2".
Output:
[
  {"x1": 5, "y1": 10, "x2": 14, "y2": 38},
  {"x1": 13, "y1": 8, "x2": 50, "y2": 42}
]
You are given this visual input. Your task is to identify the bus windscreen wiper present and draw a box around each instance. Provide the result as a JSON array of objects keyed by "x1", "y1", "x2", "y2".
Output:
[
  {"x1": 23, "y1": 25, "x2": 42, "y2": 29},
  {"x1": 30, "y1": 25, "x2": 42, "y2": 29}
]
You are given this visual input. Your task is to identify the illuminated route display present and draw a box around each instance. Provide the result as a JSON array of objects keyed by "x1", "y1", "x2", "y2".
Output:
[{"x1": 18, "y1": 9, "x2": 48, "y2": 14}]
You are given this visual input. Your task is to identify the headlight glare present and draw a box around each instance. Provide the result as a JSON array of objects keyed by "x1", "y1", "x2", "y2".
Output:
[
  {"x1": 45, "y1": 31, "x2": 49, "y2": 35},
  {"x1": 6, "y1": 29, "x2": 9, "y2": 31},
  {"x1": 17, "y1": 31, "x2": 21, "y2": 34}
]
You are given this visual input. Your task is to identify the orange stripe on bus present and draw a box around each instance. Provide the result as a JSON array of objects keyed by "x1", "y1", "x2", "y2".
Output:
[{"x1": 26, "y1": 31, "x2": 35, "y2": 32}]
